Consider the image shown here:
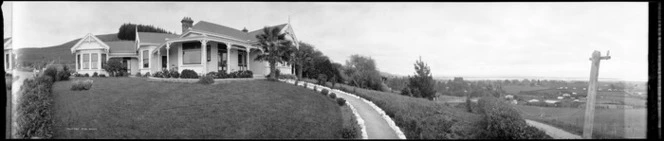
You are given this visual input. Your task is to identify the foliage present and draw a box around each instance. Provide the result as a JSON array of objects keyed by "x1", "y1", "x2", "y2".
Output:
[
  {"x1": 291, "y1": 41, "x2": 314, "y2": 80},
  {"x1": 329, "y1": 93, "x2": 337, "y2": 99},
  {"x1": 102, "y1": 59, "x2": 127, "y2": 77},
  {"x1": 254, "y1": 26, "x2": 294, "y2": 80},
  {"x1": 336, "y1": 98, "x2": 346, "y2": 106},
  {"x1": 476, "y1": 97, "x2": 551, "y2": 139},
  {"x1": 93, "y1": 72, "x2": 99, "y2": 77},
  {"x1": 99, "y1": 74, "x2": 106, "y2": 77},
  {"x1": 403, "y1": 57, "x2": 437, "y2": 100},
  {"x1": 343, "y1": 54, "x2": 384, "y2": 91},
  {"x1": 278, "y1": 74, "x2": 298, "y2": 80},
  {"x1": 317, "y1": 74, "x2": 328, "y2": 85},
  {"x1": 180, "y1": 69, "x2": 198, "y2": 79},
  {"x1": 117, "y1": 23, "x2": 174, "y2": 40},
  {"x1": 144, "y1": 72, "x2": 150, "y2": 77},
  {"x1": 198, "y1": 75, "x2": 215, "y2": 85},
  {"x1": 135, "y1": 72, "x2": 142, "y2": 77},
  {"x1": 321, "y1": 89, "x2": 330, "y2": 95},
  {"x1": 16, "y1": 75, "x2": 55, "y2": 138},
  {"x1": 153, "y1": 71, "x2": 163, "y2": 78},
  {"x1": 70, "y1": 79, "x2": 93, "y2": 91},
  {"x1": 84, "y1": 73, "x2": 90, "y2": 77},
  {"x1": 43, "y1": 63, "x2": 71, "y2": 82}
]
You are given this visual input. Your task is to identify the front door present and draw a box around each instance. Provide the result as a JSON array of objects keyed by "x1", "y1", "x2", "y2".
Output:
[
  {"x1": 162, "y1": 56, "x2": 167, "y2": 70},
  {"x1": 218, "y1": 47, "x2": 227, "y2": 73}
]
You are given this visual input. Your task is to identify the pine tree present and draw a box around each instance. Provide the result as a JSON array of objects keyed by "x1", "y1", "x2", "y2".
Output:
[{"x1": 406, "y1": 56, "x2": 437, "y2": 100}]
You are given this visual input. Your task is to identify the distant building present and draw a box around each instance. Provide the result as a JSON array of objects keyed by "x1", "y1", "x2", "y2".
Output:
[
  {"x1": 562, "y1": 93, "x2": 571, "y2": 97},
  {"x1": 544, "y1": 100, "x2": 559, "y2": 104},
  {"x1": 528, "y1": 99, "x2": 540, "y2": 103},
  {"x1": 505, "y1": 95, "x2": 514, "y2": 99},
  {"x1": 557, "y1": 96, "x2": 564, "y2": 100}
]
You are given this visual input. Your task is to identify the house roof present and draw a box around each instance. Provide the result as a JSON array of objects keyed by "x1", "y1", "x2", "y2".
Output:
[
  {"x1": 137, "y1": 32, "x2": 179, "y2": 44},
  {"x1": 191, "y1": 20, "x2": 288, "y2": 43},
  {"x1": 105, "y1": 41, "x2": 136, "y2": 53}
]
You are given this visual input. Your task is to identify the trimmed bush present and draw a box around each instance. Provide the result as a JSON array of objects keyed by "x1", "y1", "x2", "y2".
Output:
[
  {"x1": 84, "y1": 73, "x2": 90, "y2": 77},
  {"x1": 215, "y1": 71, "x2": 228, "y2": 79},
  {"x1": 321, "y1": 89, "x2": 329, "y2": 95},
  {"x1": 170, "y1": 70, "x2": 180, "y2": 78},
  {"x1": 206, "y1": 72, "x2": 218, "y2": 78},
  {"x1": 180, "y1": 69, "x2": 197, "y2": 79},
  {"x1": 153, "y1": 71, "x2": 163, "y2": 78},
  {"x1": 99, "y1": 74, "x2": 106, "y2": 77},
  {"x1": 70, "y1": 79, "x2": 93, "y2": 91},
  {"x1": 42, "y1": 65, "x2": 58, "y2": 82},
  {"x1": 92, "y1": 72, "x2": 98, "y2": 77},
  {"x1": 16, "y1": 75, "x2": 55, "y2": 138},
  {"x1": 198, "y1": 75, "x2": 214, "y2": 85},
  {"x1": 278, "y1": 74, "x2": 297, "y2": 80},
  {"x1": 144, "y1": 72, "x2": 151, "y2": 77},
  {"x1": 336, "y1": 97, "x2": 346, "y2": 106},
  {"x1": 313, "y1": 86, "x2": 318, "y2": 91},
  {"x1": 329, "y1": 93, "x2": 337, "y2": 99},
  {"x1": 135, "y1": 72, "x2": 142, "y2": 77}
]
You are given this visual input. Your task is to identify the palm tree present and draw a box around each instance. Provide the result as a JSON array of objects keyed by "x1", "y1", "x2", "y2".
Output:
[
  {"x1": 254, "y1": 26, "x2": 294, "y2": 80},
  {"x1": 290, "y1": 41, "x2": 314, "y2": 80}
]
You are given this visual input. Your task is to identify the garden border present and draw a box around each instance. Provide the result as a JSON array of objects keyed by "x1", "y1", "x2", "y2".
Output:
[
  {"x1": 147, "y1": 76, "x2": 261, "y2": 83},
  {"x1": 281, "y1": 79, "x2": 408, "y2": 139}
]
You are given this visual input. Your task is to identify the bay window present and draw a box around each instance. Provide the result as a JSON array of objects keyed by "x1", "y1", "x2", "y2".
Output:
[
  {"x1": 82, "y1": 54, "x2": 89, "y2": 69},
  {"x1": 143, "y1": 50, "x2": 149, "y2": 68}
]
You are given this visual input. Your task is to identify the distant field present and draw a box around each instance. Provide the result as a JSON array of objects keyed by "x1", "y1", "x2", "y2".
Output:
[
  {"x1": 502, "y1": 85, "x2": 550, "y2": 94},
  {"x1": 514, "y1": 105, "x2": 646, "y2": 138}
]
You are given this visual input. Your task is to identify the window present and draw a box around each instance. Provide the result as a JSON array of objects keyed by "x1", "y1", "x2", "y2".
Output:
[
  {"x1": 77, "y1": 54, "x2": 80, "y2": 69},
  {"x1": 91, "y1": 53, "x2": 98, "y2": 69},
  {"x1": 101, "y1": 54, "x2": 107, "y2": 68},
  {"x1": 5, "y1": 54, "x2": 9, "y2": 69},
  {"x1": 143, "y1": 50, "x2": 149, "y2": 68},
  {"x1": 238, "y1": 51, "x2": 244, "y2": 66},
  {"x1": 83, "y1": 53, "x2": 89, "y2": 69},
  {"x1": 207, "y1": 44, "x2": 211, "y2": 62},
  {"x1": 182, "y1": 42, "x2": 201, "y2": 64}
]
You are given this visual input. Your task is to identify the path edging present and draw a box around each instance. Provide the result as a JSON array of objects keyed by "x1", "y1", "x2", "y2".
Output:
[
  {"x1": 280, "y1": 79, "x2": 368, "y2": 139},
  {"x1": 283, "y1": 79, "x2": 406, "y2": 139}
]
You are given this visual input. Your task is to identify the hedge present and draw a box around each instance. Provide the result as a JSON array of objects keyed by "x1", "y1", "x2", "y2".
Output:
[
  {"x1": 476, "y1": 97, "x2": 551, "y2": 139},
  {"x1": 16, "y1": 75, "x2": 55, "y2": 138}
]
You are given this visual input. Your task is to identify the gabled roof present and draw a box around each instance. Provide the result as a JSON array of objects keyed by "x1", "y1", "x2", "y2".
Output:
[
  {"x1": 70, "y1": 33, "x2": 110, "y2": 54},
  {"x1": 247, "y1": 23, "x2": 288, "y2": 42},
  {"x1": 137, "y1": 32, "x2": 179, "y2": 45},
  {"x1": 105, "y1": 41, "x2": 136, "y2": 53},
  {"x1": 191, "y1": 21, "x2": 289, "y2": 43}
]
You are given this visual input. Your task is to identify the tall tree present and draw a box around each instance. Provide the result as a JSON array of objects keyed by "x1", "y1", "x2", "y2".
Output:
[
  {"x1": 290, "y1": 41, "x2": 314, "y2": 80},
  {"x1": 343, "y1": 54, "x2": 383, "y2": 91},
  {"x1": 405, "y1": 57, "x2": 437, "y2": 100},
  {"x1": 254, "y1": 26, "x2": 294, "y2": 80}
]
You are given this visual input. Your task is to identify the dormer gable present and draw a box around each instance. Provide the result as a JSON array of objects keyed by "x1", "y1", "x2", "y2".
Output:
[{"x1": 70, "y1": 33, "x2": 111, "y2": 54}]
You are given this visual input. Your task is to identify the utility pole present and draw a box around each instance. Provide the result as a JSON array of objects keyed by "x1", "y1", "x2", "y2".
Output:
[{"x1": 582, "y1": 50, "x2": 611, "y2": 139}]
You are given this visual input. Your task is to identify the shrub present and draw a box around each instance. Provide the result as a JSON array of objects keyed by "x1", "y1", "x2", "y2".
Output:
[
  {"x1": 329, "y1": 93, "x2": 337, "y2": 99},
  {"x1": 317, "y1": 74, "x2": 328, "y2": 85},
  {"x1": 216, "y1": 71, "x2": 228, "y2": 79},
  {"x1": 42, "y1": 65, "x2": 58, "y2": 82},
  {"x1": 336, "y1": 97, "x2": 346, "y2": 106},
  {"x1": 303, "y1": 83, "x2": 308, "y2": 88},
  {"x1": 102, "y1": 59, "x2": 127, "y2": 77},
  {"x1": 198, "y1": 75, "x2": 214, "y2": 85},
  {"x1": 16, "y1": 75, "x2": 55, "y2": 138},
  {"x1": 477, "y1": 97, "x2": 551, "y2": 139},
  {"x1": 278, "y1": 74, "x2": 297, "y2": 80},
  {"x1": 99, "y1": 74, "x2": 106, "y2": 77},
  {"x1": 70, "y1": 79, "x2": 93, "y2": 91},
  {"x1": 153, "y1": 71, "x2": 163, "y2": 78},
  {"x1": 74, "y1": 73, "x2": 82, "y2": 77},
  {"x1": 181, "y1": 69, "x2": 198, "y2": 79},
  {"x1": 92, "y1": 72, "x2": 98, "y2": 77},
  {"x1": 274, "y1": 69, "x2": 281, "y2": 79},
  {"x1": 135, "y1": 72, "x2": 142, "y2": 77},
  {"x1": 313, "y1": 86, "x2": 318, "y2": 91},
  {"x1": 170, "y1": 70, "x2": 180, "y2": 78},
  {"x1": 144, "y1": 72, "x2": 151, "y2": 77},
  {"x1": 206, "y1": 72, "x2": 218, "y2": 78},
  {"x1": 84, "y1": 73, "x2": 90, "y2": 77},
  {"x1": 321, "y1": 89, "x2": 329, "y2": 95}
]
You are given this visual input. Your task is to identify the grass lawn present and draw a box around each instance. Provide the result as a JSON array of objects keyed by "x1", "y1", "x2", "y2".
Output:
[
  {"x1": 51, "y1": 77, "x2": 342, "y2": 139},
  {"x1": 513, "y1": 105, "x2": 645, "y2": 138},
  {"x1": 300, "y1": 79, "x2": 484, "y2": 139}
]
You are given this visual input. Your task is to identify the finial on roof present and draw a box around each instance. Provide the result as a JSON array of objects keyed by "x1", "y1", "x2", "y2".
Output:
[{"x1": 242, "y1": 27, "x2": 248, "y2": 33}]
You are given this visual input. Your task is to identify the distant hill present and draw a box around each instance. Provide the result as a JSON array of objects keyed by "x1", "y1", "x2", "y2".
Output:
[
  {"x1": 379, "y1": 71, "x2": 404, "y2": 78},
  {"x1": 17, "y1": 33, "x2": 125, "y2": 66}
]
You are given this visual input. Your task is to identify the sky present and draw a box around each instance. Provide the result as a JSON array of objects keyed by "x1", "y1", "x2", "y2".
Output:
[{"x1": 6, "y1": 2, "x2": 649, "y2": 81}]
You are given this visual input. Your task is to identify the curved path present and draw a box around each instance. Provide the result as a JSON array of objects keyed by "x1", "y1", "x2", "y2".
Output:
[
  {"x1": 525, "y1": 119, "x2": 582, "y2": 139},
  {"x1": 283, "y1": 80, "x2": 402, "y2": 139}
]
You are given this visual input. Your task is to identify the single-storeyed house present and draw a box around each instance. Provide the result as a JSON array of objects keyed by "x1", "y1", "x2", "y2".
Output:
[
  {"x1": 4, "y1": 37, "x2": 15, "y2": 72},
  {"x1": 70, "y1": 17, "x2": 297, "y2": 77}
]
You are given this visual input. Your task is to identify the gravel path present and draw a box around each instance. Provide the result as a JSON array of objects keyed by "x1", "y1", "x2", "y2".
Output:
[
  {"x1": 525, "y1": 119, "x2": 582, "y2": 139},
  {"x1": 334, "y1": 90, "x2": 401, "y2": 139}
]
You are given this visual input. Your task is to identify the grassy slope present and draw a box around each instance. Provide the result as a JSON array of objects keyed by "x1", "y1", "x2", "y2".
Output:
[
  {"x1": 301, "y1": 79, "x2": 484, "y2": 139},
  {"x1": 17, "y1": 34, "x2": 123, "y2": 65},
  {"x1": 51, "y1": 78, "x2": 342, "y2": 139}
]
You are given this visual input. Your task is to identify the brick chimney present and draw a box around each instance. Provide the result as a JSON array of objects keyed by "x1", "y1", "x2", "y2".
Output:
[{"x1": 181, "y1": 17, "x2": 194, "y2": 34}]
